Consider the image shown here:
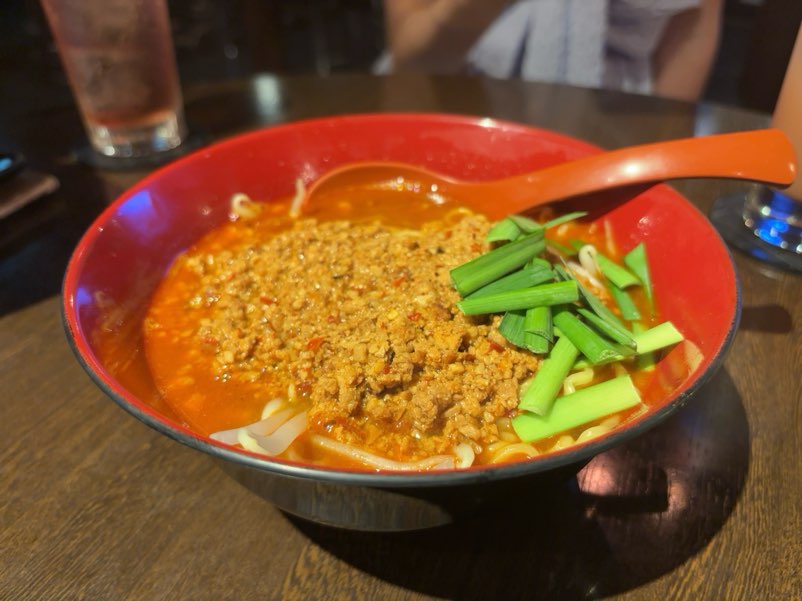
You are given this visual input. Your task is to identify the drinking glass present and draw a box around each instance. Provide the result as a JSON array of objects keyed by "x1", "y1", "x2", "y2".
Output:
[
  {"x1": 711, "y1": 24, "x2": 802, "y2": 271},
  {"x1": 40, "y1": 0, "x2": 187, "y2": 159}
]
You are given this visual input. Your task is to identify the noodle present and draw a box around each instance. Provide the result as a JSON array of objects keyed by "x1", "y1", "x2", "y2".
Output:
[
  {"x1": 575, "y1": 415, "x2": 621, "y2": 444},
  {"x1": 309, "y1": 435, "x2": 457, "y2": 471},
  {"x1": 603, "y1": 219, "x2": 617, "y2": 256},
  {"x1": 249, "y1": 412, "x2": 308, "y2": 455},
  {"x1": 260, "y1": 398, "x2": 285, "y2": 419},
  {"x1": 489, "y1": 443, "x2": 539, "y2": 464},
  {"x1": 237, "y1": 429, "x2": 264, "y2": 454},
  {"x1": 229, "y1": 193, "x2": 262, "y2": 220},
  {"x1": 563, "y1": 367, "x2": 594, "y2": 395},
  {"x1": 288, "y1": 178, "x2": 305, "y2": 218},
  {"x1": 549, "y1": 435, "x2": 575, "y2": 452},
  {"x1": 211, "y1": 399, "x2": 294, "y2": 444},
  {"x1": 578, "y1": 244, "x2": 600, "y2": 277},
  {"x1": 218, "y1": 408, "x2": 309, "y2": 456},
  {"x1": 454, "y1": 443, "x2": 476, "y2": 468},
  {"x1": 495, "y1": 417, "x2": 520, "y2": 442},
  {"x1": 567, "y1": 259, "x2": 605, "y2": 293},
  {"x1": 612, "y1": 362, "x2": 629, "y2": 377}
]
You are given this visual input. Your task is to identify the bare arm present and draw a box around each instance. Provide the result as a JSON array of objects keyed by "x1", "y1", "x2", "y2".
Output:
[
  {"x1": 652, "y1": 0, "x2": 724, "y2": 101},
  {"x1": 383, "y1": 0, "x2": 510, "y2": 73}
]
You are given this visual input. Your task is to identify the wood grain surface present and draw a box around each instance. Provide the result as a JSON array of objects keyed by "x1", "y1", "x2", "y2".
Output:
[{"x1": 1, "y1": 70, "x2": 800, "y2": 599}]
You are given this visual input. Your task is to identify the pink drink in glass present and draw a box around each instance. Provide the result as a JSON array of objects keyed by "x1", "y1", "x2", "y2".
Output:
[{"x1": 40, "y1": 0, "x2": 186, "y2": 157}]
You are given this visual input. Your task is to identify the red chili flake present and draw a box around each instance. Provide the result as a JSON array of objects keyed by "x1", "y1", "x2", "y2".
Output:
[
  {"x1": 383, "y1": 364, "x2": 391, "y2": 374},
  {"x1": 306, "y1": 336, "x2": 326, "y2": 351},
  {"x1": 488, "y1": 340, "x2": 505, "y2": 353},
  {"x1": 392, "y1": 275, "x2": 407, "y2": 287},
  {"x1": 470, "y1": 243, "x2": 483, "y2": 253},
  {"x1": 259, "y1": 296, "x2": 275, "y2": 305},
  {"x1": 444, "y1": 230, "x2": 453, "y2": 239},
  {"x1": 407, "y1": 311, "x2": 422, "y2": 321},
  {"x1": 326, "y1": 314, "x2": 338, "y2": 324},
  {"x1": 296, "y1": 381, "x2": 312, "y2": 395}
]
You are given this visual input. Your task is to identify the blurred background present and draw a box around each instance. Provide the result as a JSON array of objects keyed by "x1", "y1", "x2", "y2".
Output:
[{"x1": 1, "y1": 0, "x2": 800, "y2": 117}]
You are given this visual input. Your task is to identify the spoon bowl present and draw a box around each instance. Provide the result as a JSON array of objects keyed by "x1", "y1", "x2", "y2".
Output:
[{"x1": 305, "y1": 129, "x2": 796, "y2": 219}]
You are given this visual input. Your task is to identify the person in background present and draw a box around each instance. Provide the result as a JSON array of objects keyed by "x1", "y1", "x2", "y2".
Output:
[{"x1": 379, "y1": 0, "x2": 724, "y2": 101}]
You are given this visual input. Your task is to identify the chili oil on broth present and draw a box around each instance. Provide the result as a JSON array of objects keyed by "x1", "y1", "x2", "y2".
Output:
[{"x1": 143, "y1": 187, "x2": 662, "y2": 471}]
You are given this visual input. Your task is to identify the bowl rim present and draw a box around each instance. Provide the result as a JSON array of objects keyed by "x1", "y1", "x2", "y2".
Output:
[{"x1": 61, "y1": 111, "x2": 742, "y2": 488}]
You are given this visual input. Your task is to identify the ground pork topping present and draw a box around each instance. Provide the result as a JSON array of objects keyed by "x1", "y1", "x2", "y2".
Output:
[{"x1": 184, "y1": 210, "x2": 540, "y2": 459}]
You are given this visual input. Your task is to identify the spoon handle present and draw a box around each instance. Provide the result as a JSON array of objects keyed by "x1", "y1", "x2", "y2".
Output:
[{"x1": 487, "y1": 128, "x2": 797, "y2": 213}]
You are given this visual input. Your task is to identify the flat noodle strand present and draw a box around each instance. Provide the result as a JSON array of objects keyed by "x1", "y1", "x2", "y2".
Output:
[
  {"x1": 229, "y1": 193, "x2": 261, "y2": 220},
  {"x1": 309, "y1": 434, "x2": 456, "y2": 471},
  {"x1": 563, "y1": 367, "x2": 594, "y2": 395},
  {"x1": 489, "y1": 443, "x2": 539, "y2": 464}
]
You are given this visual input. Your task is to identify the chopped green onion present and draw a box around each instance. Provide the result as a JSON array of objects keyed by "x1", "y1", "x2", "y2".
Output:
[
  {"x1": 552, "y1": 263, "x2": 570, "y2": 282},
  {"x1": 518, "y1": 335, "x2": 579, "y2": 415},
  {"x1": 596, "y1": 254, "x2": 640, "y2": 289},
  {"x1": 466, "y1": 261, "x2": 553, "y2": 298},
  {"x1": 577, "y1": 308, "x2": 636, "y2": 349},
  {"x1": 524, "y1": 306, "x2": 552, "y2": 341},
  {"x1": 451, "y1": 217, "x2": 671, "y2": 434},
  {"x1": 632, "y1": 322, "x2": 656, "y2": 372},
  {"x1": 486, "y1": 218, "x2": 522, "y2": 243},
  {"x1": 542, "y1": 211, "x2": 588, "y2": 230},
  {"x1": 529, "y1": 257, "x2": 552, "y2": 270},
  {"x1": 508, "y1": 215, "x2": 543, "y2": 233},
  {"x1": 499, "y1": 311, "x2": 551, "y2": 353},
  {"x1": 498, "y1": 310, "x2": 526, "y2": 347},
  {"x1": 457, "y1": 280, "x2": 579, "y2": 315},
  {"x1": 524, "y1": 332, "x2": 551, "y2": 354},
  {"x1": 450, "y1": 232, "x2": 545, "y2": 296},
  {"x1": 546, "y1": 239, "x2": 578, "y2": 257},
  {"x1": 554, "y1": 264, "x2": 632, "y2": 339},
  {"x1": 524, "y1": 309, "x2": 552, "y2": 352},
  {"x1": 607, "y1": 281, "x2": 641, "y2": 321},
  {"x1": 553, "y1": 309, "x2": 625, "y2": 364},
  {"x1": 572, "y1": 320, "x2": 684, "y2": 368},
  {"x1": 513, "y1": 376, "x2": 642, "y2": 443},
  {"x1": 624, "y1": 243, "x2": 654, "y2": 312},
  {"x1": 633, "y1": 321, "x2": 683, "y2": 354}
]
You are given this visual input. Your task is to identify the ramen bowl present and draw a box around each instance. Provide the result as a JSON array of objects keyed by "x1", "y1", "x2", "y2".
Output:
[{"x1": 62, "y1": 113, "x2": 739, "y2": 531}]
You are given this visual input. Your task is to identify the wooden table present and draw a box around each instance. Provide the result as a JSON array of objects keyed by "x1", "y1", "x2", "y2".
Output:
[{"x1": 2, "y1": 72, "x2": 800, "y2": 599}]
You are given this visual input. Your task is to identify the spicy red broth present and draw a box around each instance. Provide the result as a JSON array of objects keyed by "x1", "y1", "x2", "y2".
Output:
[{"x1": 132, "y1": 182, "x2": 685, "y2": 471}]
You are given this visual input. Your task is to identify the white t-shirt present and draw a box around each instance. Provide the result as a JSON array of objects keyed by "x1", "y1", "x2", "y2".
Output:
[{"x1": 378, "y1": 0, "x2": 701, "y2": 94}]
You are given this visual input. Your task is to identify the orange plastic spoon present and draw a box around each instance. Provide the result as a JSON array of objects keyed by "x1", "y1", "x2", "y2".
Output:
[{"x1": 305, "y1": 129, "x2": 797, "y2": 219}]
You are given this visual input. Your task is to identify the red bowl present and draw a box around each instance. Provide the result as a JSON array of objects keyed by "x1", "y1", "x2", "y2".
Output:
[{"x1": 62, "y1": 113, "x2": 739, "y2": 530}]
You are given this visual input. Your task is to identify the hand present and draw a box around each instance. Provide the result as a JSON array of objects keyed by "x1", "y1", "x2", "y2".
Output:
[{"x1": 384, "y1": 0, "x2": 512, "y2": 73}]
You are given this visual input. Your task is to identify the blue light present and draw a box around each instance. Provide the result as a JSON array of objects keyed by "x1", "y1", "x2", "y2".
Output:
[
  {"x1": 751, "y1": 190, "x2": 802, "y2": 250},
  {"x1": 74, "y1": 285, "x2": 92, "y2": 311},
  {"x1": 755, "y1": 219, "x2": 788, "y2": 246},
  {"x1": 115, "y1": 189, "x2": 166, "y2": 237}
]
